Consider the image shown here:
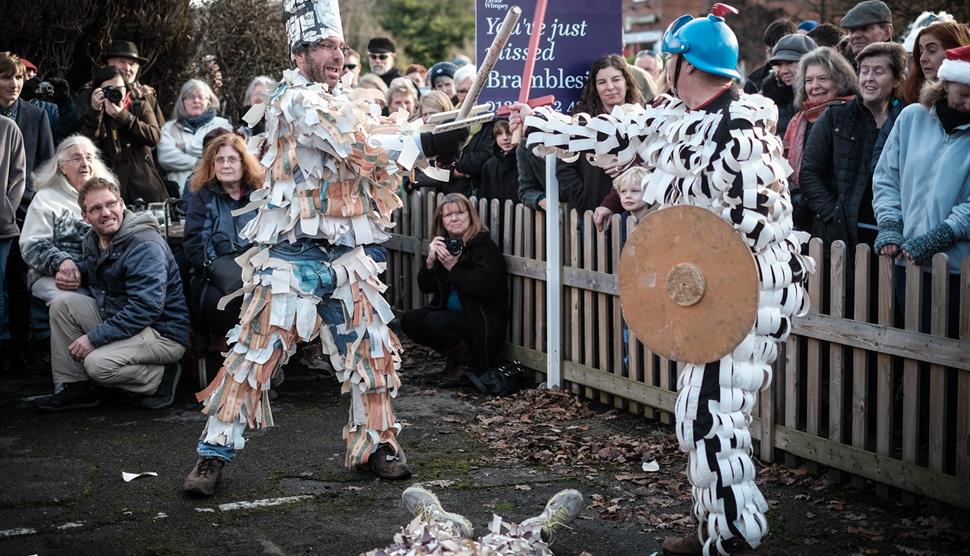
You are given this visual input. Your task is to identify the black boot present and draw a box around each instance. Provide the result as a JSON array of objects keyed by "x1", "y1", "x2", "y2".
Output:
[{"x1": 34, "y1": 381, "x2": 101, "y2": 412}]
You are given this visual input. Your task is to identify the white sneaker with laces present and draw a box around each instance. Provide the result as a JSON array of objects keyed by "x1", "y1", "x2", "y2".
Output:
[
  {"x1": 402, "y1": 486, "x2": 475, "y2": 539},
  {"x1": 518, "y1": 489, "x2": 584, "y2": 544}
]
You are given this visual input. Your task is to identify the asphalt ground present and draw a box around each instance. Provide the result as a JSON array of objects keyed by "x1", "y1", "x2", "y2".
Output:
[{"x1": 1, "y1": 341, "x2": 967, "y2": 555}]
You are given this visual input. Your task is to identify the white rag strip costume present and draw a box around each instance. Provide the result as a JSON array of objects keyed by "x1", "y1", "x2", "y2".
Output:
[
  {"x1": 525, "y1": 89, "x2": 813, "y2": 554},
  {"x1": 194, "y1": 68, "x2": 429, "y2": 467}
]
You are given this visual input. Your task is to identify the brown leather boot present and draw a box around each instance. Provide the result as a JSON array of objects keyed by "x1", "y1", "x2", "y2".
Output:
[
  {"x1": 663, "y1": 533, "x2": 767, "y2": 555},
  {"x1": 662, "y1": 533, "x2": 703, "y2": 555},
  {"x1": 356, "y1": 444, "x2": 412, "y2": 480},
  {"x1": 182, "y1": 457, "x2": 225, "y2": 497},
  {"x1": 438, "y1": 341, "x2": 475, "y2": 386}
]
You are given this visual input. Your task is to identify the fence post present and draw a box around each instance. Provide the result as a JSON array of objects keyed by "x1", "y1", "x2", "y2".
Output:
[{"x1": 545, "y1": 154, "x2": 562, "y2": 389}]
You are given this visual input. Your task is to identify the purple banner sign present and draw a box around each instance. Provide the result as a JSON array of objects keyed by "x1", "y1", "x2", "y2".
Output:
[{"x1": 475, "y1": 0, "x2": 623, "y2": 114}]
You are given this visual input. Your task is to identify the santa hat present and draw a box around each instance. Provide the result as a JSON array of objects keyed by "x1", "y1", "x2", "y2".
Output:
[
  {"x1": 937, "y1": 46, "x2": 970, "y2": 86},
  {"x1": 282, "y1": 0, "x2": 343, "y2": 52}
]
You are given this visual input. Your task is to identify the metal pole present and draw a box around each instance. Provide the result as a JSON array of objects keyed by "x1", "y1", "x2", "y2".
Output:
[{"x1": 545, "y1": 153, "x2": 562, "y2": 389}]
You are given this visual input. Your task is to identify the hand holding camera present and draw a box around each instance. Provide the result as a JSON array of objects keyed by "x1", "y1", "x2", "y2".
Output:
[
  {"x1": 427, "y1": 236, "x2": 463, "y2": 270},
  {"x1": 91, "y1": 86, "x2": 124, "y2": 117}
]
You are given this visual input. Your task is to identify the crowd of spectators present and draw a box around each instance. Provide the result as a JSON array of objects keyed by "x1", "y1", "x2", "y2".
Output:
[{"x1": 1, "y1": 0, "x2": 968, "y2": 401}]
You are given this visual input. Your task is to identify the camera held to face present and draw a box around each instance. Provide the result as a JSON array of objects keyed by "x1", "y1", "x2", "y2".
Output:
[
  {"x1": 444, "y1": 238, "x2": 463, "y2": 256},
  {"x1": 102, "y1": 86, "x2": 124, "y2": 105}
]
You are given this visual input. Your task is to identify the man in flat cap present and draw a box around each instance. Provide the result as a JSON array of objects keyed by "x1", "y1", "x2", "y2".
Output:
[
  {"x1": 841, "y1": 0, "x2": 893, "y2": 58},
  {"x1": 367, "y1": 36, "x2": 402, "y2": 87}
]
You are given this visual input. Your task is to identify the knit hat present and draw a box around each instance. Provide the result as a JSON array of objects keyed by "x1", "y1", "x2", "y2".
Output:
[
  {"x1": 937, "y1": 45, "x2": 970, "y2": 86},
  {"x1": 796, "y1": 20, "x2": 818, "y2": 33},
  {"x1": 427, "y1": 62, "x2": 457, "y2": 87},
  {"x1": 769, "y1": 34, "x2": 817, "y2": 64},
  {"x1": 840, "y1": 0, "x2": 892, "y2": 29},
  {"x1": 283, "y1": 0, "x2": 343, "y2": 52}
]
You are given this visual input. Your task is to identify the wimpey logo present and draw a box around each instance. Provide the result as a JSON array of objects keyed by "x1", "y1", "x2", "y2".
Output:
[{"x1": 484, "y1": 0, "x2": 508, "y2": 9}]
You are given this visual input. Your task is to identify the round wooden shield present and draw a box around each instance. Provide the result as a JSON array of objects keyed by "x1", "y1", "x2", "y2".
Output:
[{"x1": 619, "y1": 205, "x2": 759, "y2": 364}]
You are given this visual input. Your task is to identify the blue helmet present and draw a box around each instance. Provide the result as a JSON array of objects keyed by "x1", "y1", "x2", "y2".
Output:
[{"x1": 661, "y1": 4, "x2": 741, "y2": 80}]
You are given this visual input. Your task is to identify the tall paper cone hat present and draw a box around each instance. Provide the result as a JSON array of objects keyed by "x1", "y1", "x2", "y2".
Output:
[{"x1": 283, "y1": 0, "x2": 344, "y2": 51}]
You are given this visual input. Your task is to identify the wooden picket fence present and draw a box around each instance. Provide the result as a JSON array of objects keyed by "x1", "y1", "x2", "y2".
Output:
[{"x1": 383, "y1": 189, "x2": 970, "y2": 510}]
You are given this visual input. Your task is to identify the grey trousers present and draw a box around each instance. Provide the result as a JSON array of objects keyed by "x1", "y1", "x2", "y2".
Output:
[{"x1": 50, "y1": 292, "x2": 185, "y2": 394}]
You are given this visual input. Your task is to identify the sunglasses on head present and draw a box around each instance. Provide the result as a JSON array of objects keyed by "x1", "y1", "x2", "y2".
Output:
[
  {"x1": 368, "y1": 53, "x2": 390, "y2": 60},
  {"x1": 344, "y1": 63, "x2": 357, "y2": 70}
]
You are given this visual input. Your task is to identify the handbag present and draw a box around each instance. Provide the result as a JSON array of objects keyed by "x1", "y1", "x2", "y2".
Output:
[{"x1": 203, "y1": 231, "x2": 246, "y2": 296}]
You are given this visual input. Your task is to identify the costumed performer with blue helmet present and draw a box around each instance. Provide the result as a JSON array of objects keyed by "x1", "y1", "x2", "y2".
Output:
[{"x1": 520, "y1": 4, "x2": 813, "y2": 555}]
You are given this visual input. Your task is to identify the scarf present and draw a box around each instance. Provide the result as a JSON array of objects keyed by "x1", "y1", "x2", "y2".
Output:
[
  {"x1": 0, "y1": 97, "x2": 20, "y2": 120},
  {"x1": 784, "y1": 96, "x2": 854, "y2": 185},
  {"x1": 182, "y1": 109, "x2": 216, "y2": 133},
  {"x1": 936, "y1": 97, "x2": 970, "y2": 134}
]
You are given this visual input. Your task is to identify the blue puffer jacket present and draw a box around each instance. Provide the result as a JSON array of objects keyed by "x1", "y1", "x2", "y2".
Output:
[
  {"x1": 872, "y1": 102, "x2": 970, "y2": 273},
  {"x1": 182, "y1": 182, "x2": 256, "y2": 271},
  {"x1": 78, "y1": 210, "x2": 190, "y2": 347}
]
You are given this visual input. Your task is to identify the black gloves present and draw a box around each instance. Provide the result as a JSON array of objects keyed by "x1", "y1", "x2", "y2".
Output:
[{"x1": 420, "y1": 126, "x2": 469, "y2": 160}]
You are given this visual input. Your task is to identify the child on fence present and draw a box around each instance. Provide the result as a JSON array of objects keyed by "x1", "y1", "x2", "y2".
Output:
[
  {"x1": 613, "y1": 166, "x2": 653, "y2": 224},
  {"x1": 613, "y1": 166, "x2": 654, "y2": 378}
]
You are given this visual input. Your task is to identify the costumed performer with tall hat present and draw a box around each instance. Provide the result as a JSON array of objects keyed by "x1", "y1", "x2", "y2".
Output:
[{"x1": 181, "y1": 0, "x2": 469, "y2": 496}]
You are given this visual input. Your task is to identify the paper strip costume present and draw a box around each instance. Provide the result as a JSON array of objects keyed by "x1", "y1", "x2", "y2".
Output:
[
  {"x1": 193, "y1": 56, "x2": 426, "y2": 467},
  {"x1": 525, "y1": 89, "x2": 813, "y2": 554}
]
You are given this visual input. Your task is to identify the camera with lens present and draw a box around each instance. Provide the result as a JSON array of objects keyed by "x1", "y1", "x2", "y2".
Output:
[
  {"x1": 444, "y1": 238, "x2": 463, "y2": 256},
  {"x1": 102, "y1": 86, "x2": 124, "y2": 104},
  {"x1": 22, "y1": 77, "x2": 55, "y2": 103}
]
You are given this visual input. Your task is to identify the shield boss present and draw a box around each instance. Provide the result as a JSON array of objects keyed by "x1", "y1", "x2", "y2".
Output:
[{"x1": 619, "y1": 205, "x2": 758, "y2": 364}]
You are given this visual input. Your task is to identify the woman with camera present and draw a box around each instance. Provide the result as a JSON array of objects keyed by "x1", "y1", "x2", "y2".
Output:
[
  {"x1": 79, "y1": 66, "x2": 168, "y2": 205},
  {"x1": 401, "y1": 193, "x2": 508, "y2": 386},
  {"x1": 183, "y1": 133, "x2": 262, "y2": 342}
]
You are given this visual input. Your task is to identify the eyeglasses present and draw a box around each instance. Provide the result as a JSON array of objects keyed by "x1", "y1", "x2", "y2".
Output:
[
  {"x1": 368, "y1": 53, "x2": 390, "y2": 60},
  {"x1": 215, "y1": 156, "x2": 241, "y2": 165},
  {"x1": 317, "y1": 41, "x2": 351, "y2": 56},
  {"x1": 85, "y1": 198, "x2": 120, "y2": 216},
  {"x1": 343, "y1": 64, "x2": 357, "y2": 70}
]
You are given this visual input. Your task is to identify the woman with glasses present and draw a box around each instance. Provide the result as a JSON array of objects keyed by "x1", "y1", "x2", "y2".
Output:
[
  {"x1": 20, "y1": 135, "x2": 116, "y2": 304},
  {"x1": 238, "y1": 75, "x2": 275, "y2": 138},
  {"x1": 341, "y1": 49, "x2": 361, "y2": 87},
  {"x1": 182, "y1": 133, "x2": 262, "y2": 341},
  {"x1": 80, "y1": 65, "x2": 168, "y2": 204},
  {"x1": 400, "y1": 194, "x2": 508, "y2": 386},
  {"x1": 157, "y1": 79, "x2": 232, "y2": 194}
]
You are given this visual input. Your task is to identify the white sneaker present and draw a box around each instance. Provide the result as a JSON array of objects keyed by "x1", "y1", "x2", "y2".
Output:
[
  {"x1": 402, "y1": 486, "x2": 475, "y2": 539},
  {"x1": 519, "y1": 489, "x2": 584, "y2": 544}
]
